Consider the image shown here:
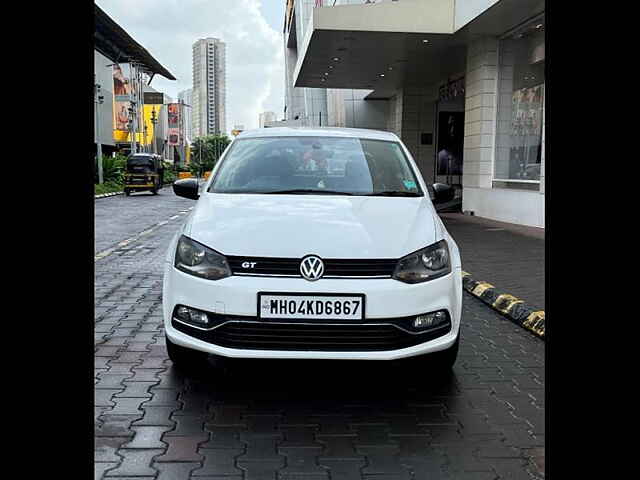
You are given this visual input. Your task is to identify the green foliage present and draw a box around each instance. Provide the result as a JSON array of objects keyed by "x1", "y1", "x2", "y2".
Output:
[
  {"x1": 190, "y1": 135, "x2": 231, "y2": 175},
  {"x1": 95, "y1": 153, "x2": 180, "y2": 190},
  {"x1": 94, "y1": 181, "x2": 124, "y2": 195},
  {"x1": 95, "y1": 154, "x2": 127, "y2": 184},
  {"x1": 188, "y1": 161, "x2": 201, "y2": 176},
  {"x1": 162, "y1": 162, "x2": 177, "y2": 184}
]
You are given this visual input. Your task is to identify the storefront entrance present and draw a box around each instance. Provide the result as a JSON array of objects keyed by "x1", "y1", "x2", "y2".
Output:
[{"x1": 434, "y1": 79, "x2": 465, "y2": 193}]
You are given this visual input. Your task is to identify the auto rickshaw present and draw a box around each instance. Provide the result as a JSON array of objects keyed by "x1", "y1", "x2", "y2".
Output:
[{"x1": 124, "y1": 153, "x2": 164, "y2": 196}]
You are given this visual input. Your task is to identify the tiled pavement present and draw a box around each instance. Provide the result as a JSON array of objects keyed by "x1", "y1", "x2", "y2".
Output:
[
  {"x1": 440, "y1": 214, "x2": 545, "y2": 312},
  {"x1": 95, "y1": 197, "x2": 545, "y2": 480}
]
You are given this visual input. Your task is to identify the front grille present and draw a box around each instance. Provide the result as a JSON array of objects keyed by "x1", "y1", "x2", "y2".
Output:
[
  {"x1": 227, "y1": 256, "x2": 397, "y2": 278},
  {"x1": 172, "y1": 318, "x2": 451, "y2": 352}
]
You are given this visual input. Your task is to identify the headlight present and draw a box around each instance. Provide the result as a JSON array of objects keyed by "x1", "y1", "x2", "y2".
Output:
[
  {"x1": 174, "y1": 235, "x2": 231, "y2": 280},
  {"x1": 393, "y1": 240, "x2": 451, "y2": 284}
]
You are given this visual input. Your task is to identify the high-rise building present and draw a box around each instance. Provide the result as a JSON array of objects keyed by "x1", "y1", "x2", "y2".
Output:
[
  {"x1": 192, "y1": 38, "x2": 226, "y2": 138},
  {"x1": 177, "y1": 88, "x2": 193, "y2": 142},
  {"x1": 259, "y1": 111, "x2": 276, "y2": 128}
]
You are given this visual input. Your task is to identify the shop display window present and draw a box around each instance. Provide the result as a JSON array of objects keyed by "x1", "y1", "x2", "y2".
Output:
[{"x1": 494, "y1": 17, "x2": 545, "y2": 187}]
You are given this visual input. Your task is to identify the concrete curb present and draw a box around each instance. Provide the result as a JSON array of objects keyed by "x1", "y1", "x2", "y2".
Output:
[
  {"x1": 94, "y1": 183, "x2": 177, "y2": 199},
  {"x1": 94, "y1": 191, "x2": 124, "y2": 199},
  {"x1": 461, "y1": 270, "x2": 545, "y2": 340}
]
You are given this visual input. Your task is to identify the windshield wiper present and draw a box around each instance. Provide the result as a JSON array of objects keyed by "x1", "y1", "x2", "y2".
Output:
[
  {"x1": 366, "y1": 191, "x2": 422, "y2": 197},
  {"x1": 262, "y1": 189, "x2": 354, "y2": 195}
]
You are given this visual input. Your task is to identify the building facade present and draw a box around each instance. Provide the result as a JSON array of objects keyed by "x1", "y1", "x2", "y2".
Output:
[
  {"x1": 283, "y1": 0, "x2": 392, "y2": 130},
  {"x1": 284, "y1": 0, "x2": 545, "y2": 228},
  {"x1": 283, "y1": 0, "x2": 328, "y2": 126},
  {"x1": 143, "y1": 85, "x2": 175, "y2": 161},
  {"x1": 94, "y1": 4, "x2": 175, "y2": 160},
  {"x1": 192, "y1": 38, "x2": 227, "y2": 138},
  {"x1": 94, "y1": 52, "x2": 177, "y2": 161},
  {"x1": 178, "y1": 88, "x2": 194, "y2": 143},
  {"x1": 94, "y1": 50, "x2": 116, "y2": 156},
  {"x1": 259, "y1": 111, "x2": 277, "y2": 128}
]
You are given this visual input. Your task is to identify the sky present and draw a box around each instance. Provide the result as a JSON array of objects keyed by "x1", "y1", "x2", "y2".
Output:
[{"x1": 96, "y1": 0, "x2": 286, "y2": 133}]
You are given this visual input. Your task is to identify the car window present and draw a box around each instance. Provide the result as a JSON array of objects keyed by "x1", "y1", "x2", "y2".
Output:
[
  {"x1": 208, "y1": 136, "x2": 423, "y2": 196},
  {"x1": 127, "y1": 156, "x2": 154, "y2": 173}
]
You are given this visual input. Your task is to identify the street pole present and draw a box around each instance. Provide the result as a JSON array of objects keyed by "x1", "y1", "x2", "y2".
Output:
[
  {"x1": 179, "y1": 99, "x2": 184, "y2": 167},
  {"x1": 181, "y1": 101, "x2": 192, "y2": 169},
  {"x1": 129, "y1": 104, "x2": 136, "y2": 155},
  {"x1": 95, "y1": 81, "x2": 104, "y2": 184},
  {"x1": 140, "y1": 70, "x2": 145, "y2": 153},
  {"x1": 135, "y1": 64, "x2": 140, "y2": 153},
  {"x1": 130, "y1": 62, "x2": 142, "y2": 155},
  {"x1": 151, "y1": 108, "x2": 157, "y2": 155},
  {"x1": 137, "y1": 65, "x2": 143, "y2": 153},
  {"x1": 129, "y1": 64, "x2": 136, "y2": 155},
  {"x1": 140, "y1": 69, "x2": 147, "y2": 153},
  {"x1": 130, "y1": 63, "x2": 135, "y2": 155}
]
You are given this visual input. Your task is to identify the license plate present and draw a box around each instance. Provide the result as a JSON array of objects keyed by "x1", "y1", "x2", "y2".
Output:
[{"x1": 258, "y1": 293, "x2": 365, "y2": 320}]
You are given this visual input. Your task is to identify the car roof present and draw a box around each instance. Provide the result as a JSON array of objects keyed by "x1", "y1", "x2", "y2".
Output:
[{"x1": 236, "y1": 127, "x2": 400, "y2": 142}]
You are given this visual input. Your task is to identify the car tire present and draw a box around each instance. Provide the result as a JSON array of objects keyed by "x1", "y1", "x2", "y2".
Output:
[
  {"x1": 407, "y1": 334, "x2": 459, "y2": 374},
  {"x1": 431, "y1": 334, "x2": 459, "y2": 370},
  {"x1": 166, "y1": 337, "x2": 208, "y2": 369}
]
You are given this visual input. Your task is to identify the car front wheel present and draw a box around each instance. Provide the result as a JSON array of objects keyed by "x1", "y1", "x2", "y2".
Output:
[
  {"x1": 408, "y1": 334, "x2": 459, "y2": 372},
  {"x1": 166, "y1": 337, "x2": 208, "y2": 369},
  {"x1": 431, "y1": 334, "x2": 459, "y2": 370}
]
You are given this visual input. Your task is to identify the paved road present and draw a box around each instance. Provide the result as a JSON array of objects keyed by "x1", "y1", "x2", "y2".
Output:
[
  {"x1": 440, "y1": 214, "x2": 545, "y2": 311},
  {"x1": 94, "y1": 188, "x2": 196, "y2": 255},
  {"x1": 95, "y1": 197, "x2": 545, "y2": 480}
]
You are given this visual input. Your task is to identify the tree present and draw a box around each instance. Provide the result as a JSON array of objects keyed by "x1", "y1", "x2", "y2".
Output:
[{"x1": 190, "y1": 134, "x2": 231, "y2": 176}]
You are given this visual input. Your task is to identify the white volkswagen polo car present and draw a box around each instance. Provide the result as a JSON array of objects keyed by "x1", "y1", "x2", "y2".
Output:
[{"x1": 163, "y1": 127, "x2": 462, "y2": 370}]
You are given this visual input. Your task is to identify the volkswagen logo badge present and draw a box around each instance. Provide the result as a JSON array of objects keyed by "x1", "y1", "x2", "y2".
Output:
[{"x1": 300, "y1": 255, "x2": 324, "y2": 281}]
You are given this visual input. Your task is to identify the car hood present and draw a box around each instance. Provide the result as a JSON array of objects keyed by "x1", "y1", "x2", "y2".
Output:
[{"x1": 186, "y1": 193, "x2": 440, "y2": 259}]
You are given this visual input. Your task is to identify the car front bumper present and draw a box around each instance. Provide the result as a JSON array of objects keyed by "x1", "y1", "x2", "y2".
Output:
[{"x1": 162, "y1": 264, "x2": 462, "y2": 360}]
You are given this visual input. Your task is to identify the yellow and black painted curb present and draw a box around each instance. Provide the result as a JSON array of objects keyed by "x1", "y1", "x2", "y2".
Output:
[{"x1": 461, "y1": 271, "x2": 545, "y2": 340}]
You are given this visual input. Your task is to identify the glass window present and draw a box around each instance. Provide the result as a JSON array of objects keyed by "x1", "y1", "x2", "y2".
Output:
[
  {"x1": 126, "y1": 155, "x2": 154, "y2": 173},
  {"x1": 208, "y1": 136, "x2": 423, "y2": 196},
  {"x1": 494, "y1": 18, "x2": 545, "y2": 185}
]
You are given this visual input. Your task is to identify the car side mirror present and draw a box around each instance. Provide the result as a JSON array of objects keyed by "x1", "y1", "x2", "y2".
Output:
[
  {"x1": 173, "y1": 178, "x2": 200, "y2": 200},
  {"x1": 432, "y1": 183, "x2": 455, "y2": 204}
]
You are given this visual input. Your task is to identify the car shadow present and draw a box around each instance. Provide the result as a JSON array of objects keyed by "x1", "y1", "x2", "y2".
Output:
[{"x1": 166, "y1": 356, "x2": 461, "y2": 407}]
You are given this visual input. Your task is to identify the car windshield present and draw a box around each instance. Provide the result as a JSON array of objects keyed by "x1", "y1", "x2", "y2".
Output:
[
  {"x1": 127, "y1": 156, "x2": 154, "y2": 173},
  {"x1": 208, "y1": 136, "x2": 423, "y2": 196}
]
